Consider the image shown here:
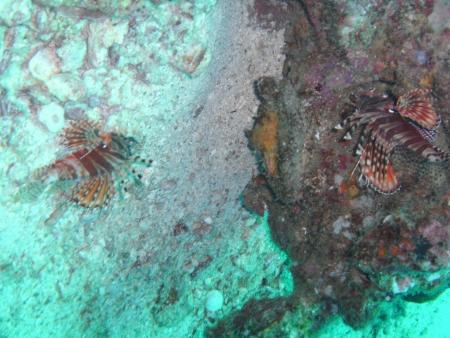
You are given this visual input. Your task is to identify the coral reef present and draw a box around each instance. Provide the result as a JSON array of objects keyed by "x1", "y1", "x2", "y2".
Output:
[
  {"x1": 1, "y1": 0, "x2": 448, "y2": 337},
  {"x1": 210, "y1": 0, "x2": 450, "y2": 336}
]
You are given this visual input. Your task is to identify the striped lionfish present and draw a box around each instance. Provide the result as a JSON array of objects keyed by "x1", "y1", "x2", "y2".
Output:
[
  {"x1": 34, "y1": 120, "x2": 151, "y2": 207},
  {"x1": 334, "y1": 89, "x2": 449, "y2": 194}
]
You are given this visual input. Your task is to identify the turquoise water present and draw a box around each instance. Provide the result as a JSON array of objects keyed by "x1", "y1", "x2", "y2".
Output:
[
  {"x1": 317, "y1": 289, "x2": 450, "y2": 338},
  {"x1": 1, "y1": 1, "x2": 449, "y2": 337}
]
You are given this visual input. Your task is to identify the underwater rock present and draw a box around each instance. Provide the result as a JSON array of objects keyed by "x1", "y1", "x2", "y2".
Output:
[
  {"x1": 242, "y1": 174, "x2": 274, "y2": 216},
  {"x1": 1, "y1": 1, "x2": 289, "y2": 337},
  {"x1": 28, "y1": 47, "x2": 60, "y2": 81},
  {"x1": 34, "y1": 0, "x2": 140, "y2": 16},
  {"x1": 418, "y1": 220, "x2": 450, "y2": 268},
  {"x1": 0, "y1": 0, "x2": 32, "y2": 26},
  {"x1": 56, "y1": 38, "x2": 87, "y2": 72},
  {"x1": 47, "y1": 73, "x2": 85, "y2": 101},
  {"x1": 87, "y1": 19, "x2": 128, "y2": 67},
  {"x1": 207, "y1": 298, "x2": 294, "y2": 338},
  {"x1": 37, "y1": 102, "x2": 65, "y2": 132},
  {"x1": 212, "y1": 0, "x2": 450, "y2": 335},
  {"x1": 171, "y1": 43, "x2": 206, "y2": 76},
  {"x1": 205, "y1": 290, "x2": 224, "y2": 312}
]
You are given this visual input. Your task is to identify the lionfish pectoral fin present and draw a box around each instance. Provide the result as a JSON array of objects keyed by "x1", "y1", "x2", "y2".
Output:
[
  {"x1": 397, "y1": 89, "x2": 440, "y2": 130},
  {"x1": 71, "y1": 175, "x2": 114, "y2": 208},
  {"x1": 59, "y1": 120, "x2": 103, "y2": 152},
  {"x1": 360, "y1": 142, "x2": 400, "y2": 194}
]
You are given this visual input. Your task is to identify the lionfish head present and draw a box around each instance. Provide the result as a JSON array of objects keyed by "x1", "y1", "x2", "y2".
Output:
[
  {"x1": 94, "y1": 132, "x2": 137, "y2": 159},
  {"x1": 358, "y1": 92, "x2": 394, "y2": 112}
]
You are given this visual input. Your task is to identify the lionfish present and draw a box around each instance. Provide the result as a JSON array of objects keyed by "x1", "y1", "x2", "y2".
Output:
[
  {"x1": 334, "y1": 89, "x2": 449, "y2": 194},
  {"x1": 34, "y1": 120, "x2": 151, "y2": 207}
]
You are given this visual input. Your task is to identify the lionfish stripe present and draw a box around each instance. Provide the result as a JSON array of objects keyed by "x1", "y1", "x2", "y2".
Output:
[
  {"x1": 87, "y1": 149, "x2": 115, "y2": 173},
  {"x1": 73, "y1": 149, "x2": 99, "y2": 176},
  {"x1": 373, "y1": 119, "x2": 448, "y2": 162},
  {"x1": 397, "y1": 89, "x2": 440, "y2": 130},
  {"x1": 350, "y1": 110, "x2": 387, "y2": 131},
  {"x1": 103, "y1": 149, "x2": 127, "y2": 162},
  {"x1": 51, "y1": 156, "x2": 89, "y2": 180},
  {"x1": 387, "y1": 122, "x2": 448, "y2": 161},
  {"x1": 366, "y1": 114, "x2": 428, "y2": 152}
]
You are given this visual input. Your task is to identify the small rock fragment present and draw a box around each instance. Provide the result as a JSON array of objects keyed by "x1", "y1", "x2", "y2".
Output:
[
  {"x1": 57, "y1": 38, "x2": 87, "y2": 72},
  {"x1": 47, "y1": 73, "x2": 85, "y2": 101},
  {"x1": 205, "y1": 290, "x2": 224, "y2": 312},
  {"x1": 175, "y1": 44, "x2": 206, "y2": 75},
  {"x1": 29, "y1": 48, "x2": 60, "y2": 81},
  {"x1": 38, "y1": 102, "x2": 64, "y2": 132},
  {"x1": 88, "y1": 19, "x2": 128, "y2": 67},
  {"x1": 0, "y1": 0, "x2": 32, "y2": 26}
]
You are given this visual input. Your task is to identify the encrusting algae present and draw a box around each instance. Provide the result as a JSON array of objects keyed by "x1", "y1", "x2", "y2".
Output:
[{"x1": 249, "y1": 110, "x2": 279, "y2": 177}]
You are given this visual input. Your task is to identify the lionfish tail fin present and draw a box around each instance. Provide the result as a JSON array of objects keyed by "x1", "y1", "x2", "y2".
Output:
[
  {"x1": 31, "y1": 164, "x2": 60, "y2": 183},
  {"x1": 31, "y1": 165, "x2": 49, "y2": 181}
]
